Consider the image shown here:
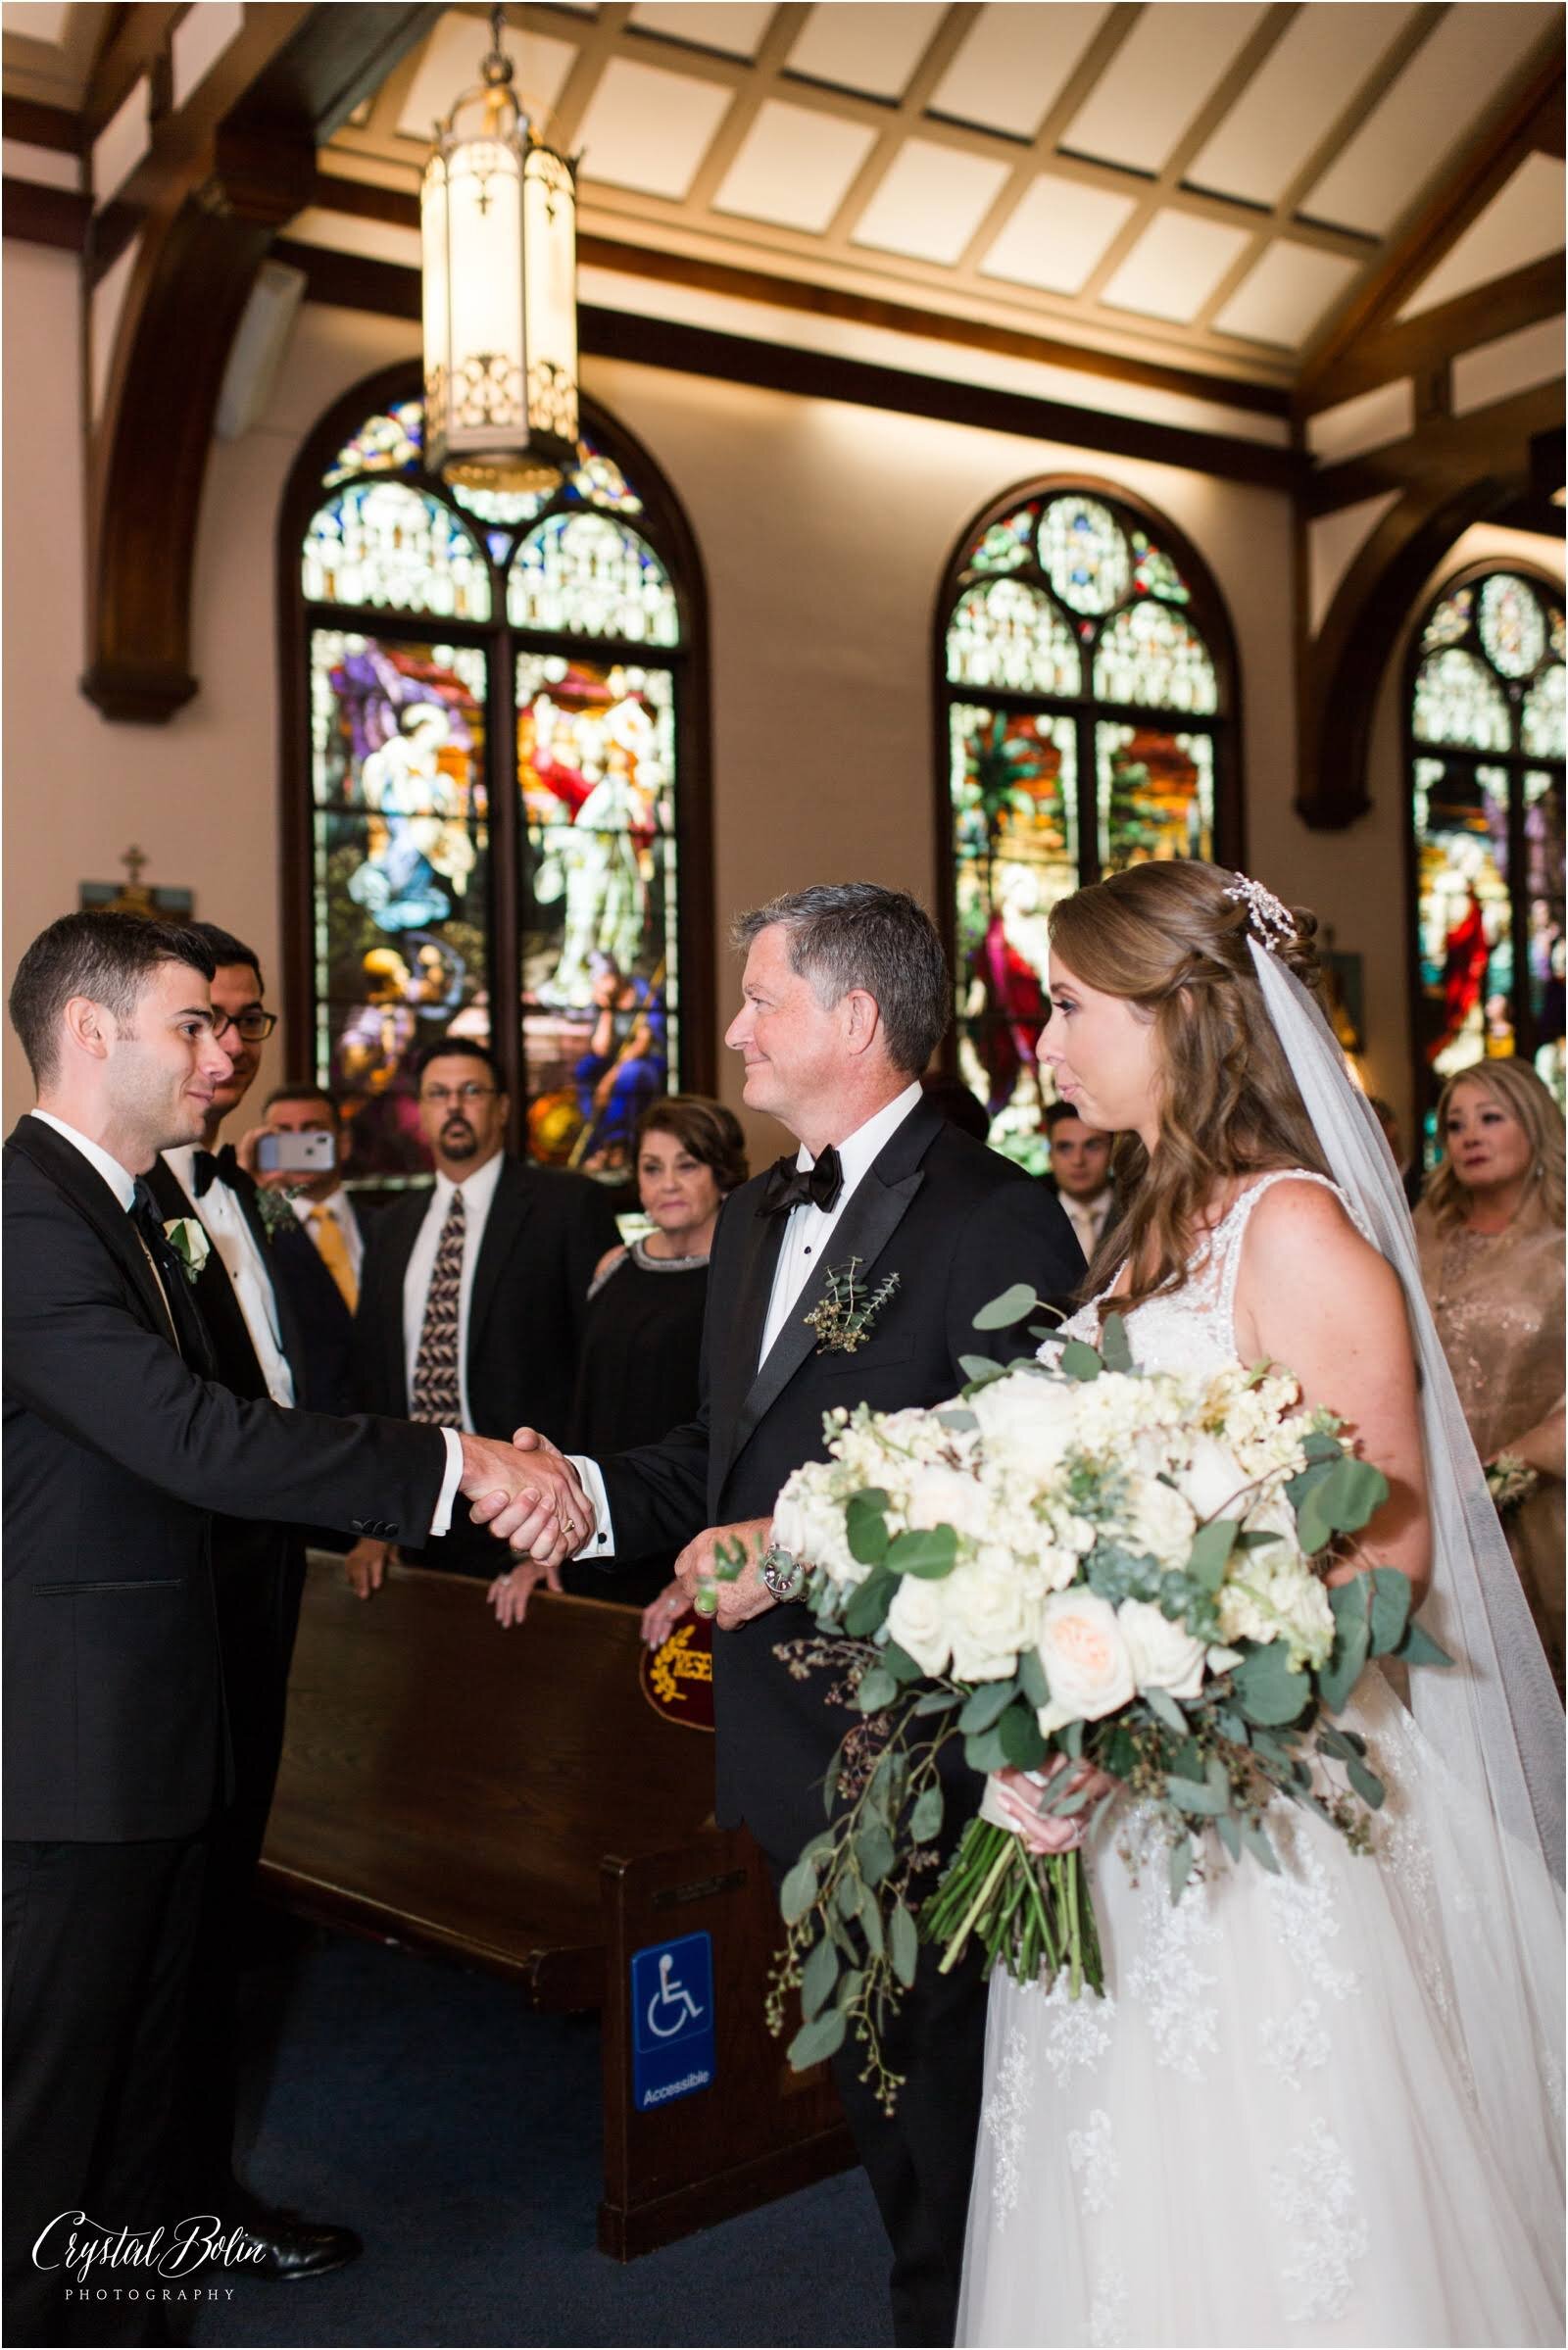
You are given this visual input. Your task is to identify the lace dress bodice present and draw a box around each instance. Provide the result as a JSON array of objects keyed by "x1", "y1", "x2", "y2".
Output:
[{"x1": 1054, "y1": 1169, "x2": 1360, "y2": 1381}]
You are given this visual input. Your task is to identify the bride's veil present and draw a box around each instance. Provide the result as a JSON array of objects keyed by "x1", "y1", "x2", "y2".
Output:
[{"x1": 1250, "y1": 937, "x2": 1564, "y2": 2214}]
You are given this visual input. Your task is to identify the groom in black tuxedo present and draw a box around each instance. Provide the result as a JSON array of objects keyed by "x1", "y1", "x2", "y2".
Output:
[
  {"x1": 3, "y1": 912, "x2": 569, "y2": 2346},
  {"x1": 505, "y1": 884, "x2": 1082, "y2": 2345}
]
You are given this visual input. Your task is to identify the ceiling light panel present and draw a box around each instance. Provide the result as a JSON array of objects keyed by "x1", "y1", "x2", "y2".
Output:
[
  {"x1": 629, "y1": 4, "x2": 775, "y2": 61},
  {"x1": 1304, "y1": 4, "x2": 1558, "y2": 237},
  {"x1": 785, "y1": 3, "x2": 948, "y2": 102},
  {"x1": 980, "y1": 172, "x2": 1138, "y2": 295},
  {"x1": 851, "y1": 138, "x2": 1012, "y2": 267},
  {"x1": 575, "y1": 56, "x2": 734, "y2": 200},
  {"x1": 1187, "y1": 4, "x2": 1420, "y2": 209},
  {"x1": 928, "y1": 3, "x2": 1112, "y2": 141},
  {"x1": 1099, "y1": 209, "x2": 1253, "y2": 324},
  {"x1": 1397, "y1": 153, "x2": 1566, "y2": 318},
  {"x1": 1212, "y1": 243, "x2": 1360, "y2": 347},
  {"x1": 713, "y1": 99, "x2": 879, "y2": 233},
  {"x1": 1059, "y1": 3, "x2": 1267, "y2": 176},
  {"x1": 397, "y1": 13, "x2": 577, "y2": 142}
]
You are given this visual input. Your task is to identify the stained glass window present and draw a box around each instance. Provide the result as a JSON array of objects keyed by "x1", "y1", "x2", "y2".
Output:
[
  {"x1": 939, "y1": 484, "x2": 1233, "y2": 1165},
  {"x1": 1407, "y1": 564, "x2": 1566, "y2": 1137},
  {"x1": 292, "y1": 382, "x2": 702, "y2": 1184}
]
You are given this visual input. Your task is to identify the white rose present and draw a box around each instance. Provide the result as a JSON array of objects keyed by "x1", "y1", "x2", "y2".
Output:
[
  {"x1": 1117, "y1": 1598, "x2": 1207, "y2": 1700},
  {"x1": 1126, "y1": 1479, "x2": 1198, "y2": 1570},
  {"x1": 945, "y1": 1556, "x2": 1034, "y2": 1685},
  {"x1": 903, "y1": 1463, "x2": 995, "y2": 1544},
  {"x1": 1034, "y1": 1589, "x2": 1136, "y2": 1736},
  {"x1": 771, "y1": 1476, "x2": 861, "y2": 1589},
  {"x1": 970, "y1": 1369, "x2": 1079, "y2": 1474},
  {"x1": 1177, "y1": 1432, "x2": 1250, "y2": 1524},
  {"x1": 886, "y1": 1575, "x2": 954, "y2": 1678}
]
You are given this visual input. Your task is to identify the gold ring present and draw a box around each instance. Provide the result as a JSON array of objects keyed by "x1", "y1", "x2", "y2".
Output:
[{"x1": 562, "y1": 1517, "x2": 578, "y2": 1539}]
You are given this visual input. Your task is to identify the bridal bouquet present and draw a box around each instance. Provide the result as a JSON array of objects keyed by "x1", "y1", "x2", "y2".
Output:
[{"x1": 751, "y1": 1290, "x2": 1451, "y2": 2112}]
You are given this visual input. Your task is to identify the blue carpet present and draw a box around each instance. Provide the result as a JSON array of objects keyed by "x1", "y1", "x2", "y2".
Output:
[{"x1": 185, "y1": 1926, "x2": 893, "y2": 2348}]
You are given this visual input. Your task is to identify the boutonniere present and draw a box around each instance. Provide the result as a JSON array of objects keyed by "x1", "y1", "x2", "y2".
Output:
[
  {"x1": 804, "y1": 1256, "x2": 901, "y2": 1355},
  {"x1": 254, "y1": 1186, "x2": 297, "y2": 1240},
  {"x1": 163, "y1": 1217, "x2": 210, "y2": 1285}
]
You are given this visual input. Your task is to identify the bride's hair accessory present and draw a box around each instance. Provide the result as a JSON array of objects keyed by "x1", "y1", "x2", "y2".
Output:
[{"x1": 1223, "y1": 871, "x2": 1296, "y2": 953}]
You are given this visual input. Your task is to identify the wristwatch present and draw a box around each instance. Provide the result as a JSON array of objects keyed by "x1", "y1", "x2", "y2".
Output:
[{"x1": 759, "y1": 1545, "x2": 805, "y2": 1602}]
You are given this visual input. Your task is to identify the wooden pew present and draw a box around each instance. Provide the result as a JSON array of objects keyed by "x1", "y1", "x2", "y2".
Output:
[{"x1": 260, "y1": 1555, "x2": 854, "y2": 2250}]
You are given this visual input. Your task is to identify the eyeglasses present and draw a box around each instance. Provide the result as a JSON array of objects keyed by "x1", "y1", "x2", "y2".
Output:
[
  {"x1": 420, "y1": 1083, "x2": 498, "y2": 1108},
  {"x1": 211, "y1": 1008, "x2": 278, "y2": 1044}
]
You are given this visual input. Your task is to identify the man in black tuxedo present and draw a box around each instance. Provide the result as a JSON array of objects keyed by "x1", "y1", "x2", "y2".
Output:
[
  {"x1": 347, "y1": 1037, "x2": 618, "y2": 1594},
  {"x1": 143, "y1": 926, "x2": 360, "y2": 2276},
  {"x1": 502, "y1": 884, "x2": 1082, "y2": 2346},
  {"x1": 2, "y1": 912, "x2": 579, "y2": 2346},
  {"x1": 240, "y1": 1084, "x2": 368, "y2": 1420}
]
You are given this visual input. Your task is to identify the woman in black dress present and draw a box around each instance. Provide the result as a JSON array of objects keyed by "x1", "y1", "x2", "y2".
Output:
[{"x1": 488, "y1": 1096, "x2": 748, "y2": 1620}]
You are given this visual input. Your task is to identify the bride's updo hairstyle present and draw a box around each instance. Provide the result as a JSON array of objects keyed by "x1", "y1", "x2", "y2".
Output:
[{"x1": 1047, "y1": 860, "x2": 1332, "y2": 1313}]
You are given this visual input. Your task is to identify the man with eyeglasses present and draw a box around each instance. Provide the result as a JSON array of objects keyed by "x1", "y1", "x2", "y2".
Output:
[
  {"x1": 349, "y1": 1036, "x2": 619, "y2": 1594},
  {"x1": 144, "y1": 921, "x2": 362, "y2": 2280}
]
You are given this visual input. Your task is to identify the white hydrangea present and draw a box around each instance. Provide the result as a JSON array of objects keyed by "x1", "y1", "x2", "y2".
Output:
[
  {"x1": 1216, "y1": 1560, "x2": 1336, "y2": 1670},
  {"x1": 1124, "y1": 1477, "x2": 1199, "y2": 1571}
]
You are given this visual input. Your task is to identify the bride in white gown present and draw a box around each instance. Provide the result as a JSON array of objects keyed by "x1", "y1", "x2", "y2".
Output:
[{"x1": 957, "y1": 863, "x2": 1564, "y2": 2350}]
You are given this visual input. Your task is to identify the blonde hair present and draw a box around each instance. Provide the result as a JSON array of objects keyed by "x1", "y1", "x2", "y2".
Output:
[
  {"x1": 1423, "y1": 1059, "x2": 1566, "y2": 1231},
  {"x1": 1047, "y1": 862, "x2": 1332, "y2": 1314}
]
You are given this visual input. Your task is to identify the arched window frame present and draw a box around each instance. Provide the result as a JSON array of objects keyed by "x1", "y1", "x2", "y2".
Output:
[
  {"x1": 1401, "y1": 557, "x2": 1566, "y2": 1151},
  {"x1": 277, "y1": 361, "x2": 713, "y2": 1180},
  {"x1": 932, "y1": 474, "x2": 1243, "y2": 1160}
]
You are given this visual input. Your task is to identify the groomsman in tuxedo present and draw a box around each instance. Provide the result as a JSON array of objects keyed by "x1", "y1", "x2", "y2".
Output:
[
  {"x1": 143, "y1": 926, "x2": 358, "y2": 2275},
  {"x1": 347, "y1": 1036, "x2": 617, "y2": 1593},
  {"x1": 240, "y1": 1084, "x2": 367, "y2": 1418},
  {"x1": 3, "y1": 912, "x2": 562, "y2": 2346},
  {"x1": 500, "y1": 885, "x2": 1083, "y2": 2347}
]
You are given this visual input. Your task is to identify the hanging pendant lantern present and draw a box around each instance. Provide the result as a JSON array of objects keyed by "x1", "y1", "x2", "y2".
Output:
[{"x1": 420, "y1": 8, "x2": 579, "y2": 493}]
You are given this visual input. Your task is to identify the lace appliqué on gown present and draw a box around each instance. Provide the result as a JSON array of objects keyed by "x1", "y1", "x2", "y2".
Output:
[
  {"x1": 1268, "y1": 2117, "x2": 1370, "y2": 2323},
  {"x1": 980, "y1": 2026, "x2": 1031, "y2": 2229}
]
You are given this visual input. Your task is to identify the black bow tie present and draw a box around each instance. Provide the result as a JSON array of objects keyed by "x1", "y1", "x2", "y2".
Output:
[
  {"x1": 761, "y1": 1146, "x2": 844, "y2": 1218},
  {"x1": 192, "y1": 1144, "x2": 239, "y2": 1199}
]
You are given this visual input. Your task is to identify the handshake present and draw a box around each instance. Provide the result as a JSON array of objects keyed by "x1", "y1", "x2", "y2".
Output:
[{"x1": 458, "y1": 1428, "x2": 594, "y2": 1567}]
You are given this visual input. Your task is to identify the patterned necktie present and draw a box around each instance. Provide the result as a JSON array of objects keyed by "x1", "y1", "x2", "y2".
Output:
[
  {"x1": 309, "y1": 1203, "x2": 359, "y2": 1313},
  {"x1": 410, "y1": 1188, "x2": 465, "y2": 1423},
  {"x1": 127, "y1": 1181, "x2": 185, "y2": 1353}
]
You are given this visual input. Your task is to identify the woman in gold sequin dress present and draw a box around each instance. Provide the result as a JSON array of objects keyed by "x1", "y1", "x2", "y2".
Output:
[{"x1": 1414, "y1": 1059, "x2": 1566, "y2": 1688}]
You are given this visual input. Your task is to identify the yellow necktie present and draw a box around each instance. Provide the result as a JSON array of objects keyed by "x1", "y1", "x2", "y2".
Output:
[{"x1": 309, "y1": 1204, "x2": 359, "y2": 1312}]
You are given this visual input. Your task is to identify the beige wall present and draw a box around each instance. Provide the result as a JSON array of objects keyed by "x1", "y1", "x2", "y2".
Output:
[{"x1": 8, "y1": 248, "x2": 1546, "y2": 1162}]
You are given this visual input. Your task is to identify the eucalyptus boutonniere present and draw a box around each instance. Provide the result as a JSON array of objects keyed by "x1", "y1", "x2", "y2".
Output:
[
  {"x1": 254, "y1": 1185, "x2": 298, "y2": 1240},
  {"x1": 163, "y1": 1217, "x2": 210, "y2": 1285},
  {"x1": 803, "y1": 1256, "x2": 900, "y2": 1355}
]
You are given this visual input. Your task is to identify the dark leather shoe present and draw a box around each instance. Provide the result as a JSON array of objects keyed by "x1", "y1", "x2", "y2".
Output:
[{"x1": 223, "y1": 2199, "x2": 363, "y2": 2281}]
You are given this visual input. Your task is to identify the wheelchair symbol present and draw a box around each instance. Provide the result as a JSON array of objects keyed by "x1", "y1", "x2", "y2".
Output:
[{"x1": 645, "y1": 1951, "x2": 705, "y2": 2039}]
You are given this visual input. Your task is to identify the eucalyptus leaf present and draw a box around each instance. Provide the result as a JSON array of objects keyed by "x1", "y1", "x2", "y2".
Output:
[
  {"x1": 998, "y1": 1703, "x2": 1047, "y2": 1771},
  {"x1": 1142, "y1": 1687, "x2": 1189, "y2": 1738},
  {"x1": 972, "y1": 1283, "x2": 1040, "y2": 1332},
  {"x1": 1166, "y1": 1776, "x2": 1230, "y2": 1816},
  {"x1": 837, "y1": 1874, "x2": 862, "y2": 1921},
  {"x1": 1168, "y1": 1835, "x2": 1195, "y2": 1903},
  {"x1": 788, "y1": 2009, "x2": 846, "y2": 2070},
  {"x1": 801, "y1": 1934, "x2": 840, "y2": 2022},
  {"x1": 1347, "y1": 1757, "x2": 1386, "y2": 1810},
  {"x1": 909, "y1": 1785, "x2": 945, "y2": 1843},
  {"x1": 1396, "y1": 1618, "x2": 1454, "y2": 1670},
  {"x1": 1188, "y1": 1518, "x2": 1239, "y2": 1593},
  {"x1": 1100, "y1": 1313, "x2": 1134, "y2": 1373},
  {"x1": 887, "y1": 1525, "x2": 959, "y2": 1581},
  {"x1": 935, "y1": 1408, "x2": 979, "y2": 1433},
  {"x1": 880, "y1": 1640, "x2": 924, "y2": 1685},
  {"x1": 912, "y1": 1689, "x2": 963, "y2": 1716},
  {"x1": 964, "y1": 1725, "x2": 1011, "y2": 1776},
  {"x1": 856, "y1": 1821, "x2": 896, "y2": 1887},
  {"x1": 856, "y1": 1666, "x2": 899, "y2": 1713},
  {"x1": 847, "y1": 1508, "x2": 890, "y2": 1568},
  {"x1": 959, "y1": 1354, "x2": 1008, "y2": 1388},
  {"x1": 1318, "y1": 1613, "x2": 1370, "y2": 1717},
  {"x1": 1368, "y1": 1567, "x2": 1413, "y2": 1656},
  {"x1": 1215, "y1": 1812, "x2": 1243, "y2": 1862},
  {"x1": 1233, "y1": 1640, "x2": 1312, "y2": 1728},
  {"x1": 1016, "y1": 1648, "x2": 1051, "y2": 1710},
  {"x1": 844, "y1": 1569, "x2": 895, "y2": 1636},
  {"x1": 890, "y1": 1902, "x2": 919, "y2": 1988},
  {"x1": 779, "y1": 1856, "x2": 818, "y2": 1925},
  {"x1": 859, "y1": 1895, "x2": 886, "y2": 1960},
  {"x1": 958, "y1": 1682, "x2": 1017, "y2": 1735},
  {"x1": 1058, "y1": 1339, "x2": 1103, "y2": 1383},
  {"x1": 1241, "y1": 1818, "x2": 1280, "y2": 1873}
]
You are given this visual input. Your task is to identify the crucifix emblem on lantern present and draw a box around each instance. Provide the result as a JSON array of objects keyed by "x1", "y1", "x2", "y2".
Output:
[{"x1": 420, "y1": 5, "x2": 580, "y2": 494}]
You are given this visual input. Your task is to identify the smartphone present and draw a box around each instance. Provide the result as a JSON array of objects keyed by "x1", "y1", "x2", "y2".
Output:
[{"x1": 256, "y1": 1130, "x2": 336, "y2": 1175}]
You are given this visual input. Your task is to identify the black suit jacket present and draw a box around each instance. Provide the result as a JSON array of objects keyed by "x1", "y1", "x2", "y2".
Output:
[
  {"x1": 2, "y1": 1115, "x2": 448, "y2": 1841},
  {"x1": 268, "y1": 1199, "x2": 362, "y2": 1417},
  {"x1": 356, "y1": 1155, "x2": 619, "y2": 1445},
  {"x1": 601, "y1": 1098, "x2": 1084, "y2": 1862}
]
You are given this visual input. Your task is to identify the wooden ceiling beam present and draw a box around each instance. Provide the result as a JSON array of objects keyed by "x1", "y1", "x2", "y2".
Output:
[
  {"x1": 80, "y1": 3, "x2": 187, "y2": 143},
  {"x1": 1301, "y1": 252, "x2": 1564, "y2": 417},
  {"x1": 82, "y1": 4, "x2": 443, "y2": 723},
  {"x1": 1297, "y1": 55, "x2": 1563, "y2": 406},
  {"x1": 2, "y1": 95, "x2": 83, "y2": 152}
]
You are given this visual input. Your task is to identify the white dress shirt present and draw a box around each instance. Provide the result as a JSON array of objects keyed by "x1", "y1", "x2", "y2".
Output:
[
  {"x1": 402, "y1": 1151, "x2": 506, "y2": 1436},
  {"x1": 291, "y1": 1184, "x2": 364, "y2": 1280},
  {"x1": 1060, "y1": 1185, "x2": 1114, "y2": 1264},
  {"x1": 29, "y1": 1108, "x2": 135, "y2": 1208},
  {"x1": 165, "y1": 1145, "x2": 296, "y2": 1407},
  {"x1": 573, "y1": 1082, "x2": 925, "y2": 1560}
]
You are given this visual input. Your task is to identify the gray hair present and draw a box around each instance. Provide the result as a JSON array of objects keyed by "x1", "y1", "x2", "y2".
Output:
[{"x1": 731, "y1": 883, "x2": 950, "y2": 1075}]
